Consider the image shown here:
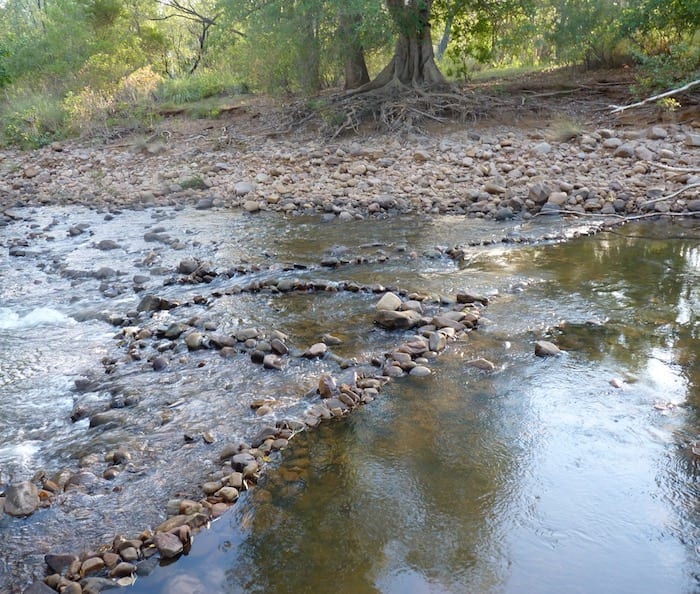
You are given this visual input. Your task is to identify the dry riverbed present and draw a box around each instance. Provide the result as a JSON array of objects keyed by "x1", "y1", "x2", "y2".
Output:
[{"x1": 1, "y1": 82, "x2": 699, "y2": 223}]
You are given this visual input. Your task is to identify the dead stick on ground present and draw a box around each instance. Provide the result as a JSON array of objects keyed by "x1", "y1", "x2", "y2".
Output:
[
  {"x1": 642, "y1": 183, "x2": 700, "y2": 205},
  {"x1": 609, "y1": 79, "x2": 700, "y2": 114},
  {"x1": 651, "y1": 163, "x2": 700, "y2": 174}
]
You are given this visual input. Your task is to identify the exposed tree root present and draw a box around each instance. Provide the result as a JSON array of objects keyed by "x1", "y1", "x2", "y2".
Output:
[{"x1": 265, "y1": 82, "x2": 507, "y2": 139}]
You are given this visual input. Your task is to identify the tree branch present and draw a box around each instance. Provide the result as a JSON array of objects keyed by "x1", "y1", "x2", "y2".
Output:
[{"x1": 609, "y1": 79, "x2": 700, "y2": 113}]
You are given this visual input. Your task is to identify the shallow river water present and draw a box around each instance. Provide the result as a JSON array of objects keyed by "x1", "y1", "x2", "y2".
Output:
[{"x1": 1, "y1": 206, "x2": 698, "y2": 593}]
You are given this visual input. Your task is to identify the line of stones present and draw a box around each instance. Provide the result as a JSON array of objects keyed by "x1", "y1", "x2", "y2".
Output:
[{"x1": 26, "y1": 280, "x2": 488, "y2": 594}]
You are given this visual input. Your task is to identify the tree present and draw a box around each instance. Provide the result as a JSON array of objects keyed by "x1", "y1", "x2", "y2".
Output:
[
  {"x1": 337, "y1": 10, "x2": 370, "y2": 89},
  {"x1": 357, "y1": 0, "x2": 446, "y2": 92}
]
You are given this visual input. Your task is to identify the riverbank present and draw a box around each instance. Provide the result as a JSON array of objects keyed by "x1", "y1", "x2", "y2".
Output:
[{"x1": 1, "y1": 78, "x2": 699, "y2": 222}]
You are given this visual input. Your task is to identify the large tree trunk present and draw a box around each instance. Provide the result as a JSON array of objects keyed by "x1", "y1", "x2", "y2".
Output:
[
  {"x1": 298, "y1": 8, "x2": 321, "y2": 92},
  {"x1": 353, "y1": 0, "x2": 445, "y2": 93},
  {"x1": 339, "y1": 12, "x2": 370, "y2": 90}
]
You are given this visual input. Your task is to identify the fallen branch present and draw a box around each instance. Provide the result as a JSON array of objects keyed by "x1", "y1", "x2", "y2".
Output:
[
  {"x1": 651, "y1": 163, "x2": 700, "y2": 174},
  {"x1": 609, "y1": 79, "x2": 700, "y2": 114},
  {"x1": 641, "y1": 183, "x2": 700, "y2": 205}
]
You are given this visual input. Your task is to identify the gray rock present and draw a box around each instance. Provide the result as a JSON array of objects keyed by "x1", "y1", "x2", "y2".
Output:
[
  {"x1": 428, "y1": 331, "x2": 446, "y2": 352},
  {"x1": 4, "y1": 481, "x2": 39, "y2": 517},
  {"x1": 484, "y1": 181, "x2": 507, "y2": 194},
  {"x1": 304, "y1": 343, "x2": 328, "y2": 358},
  {"x1": 686, "y1": 133, "x2": 700, "y2": 147},
  {"x1": 194, "y1": 197, "x2": 214, "y2": 210},
  {"x1": 613, "y1": 143, "x2": 635, "y2": 158},
  {"x1": 532, "y1": 142, "x2": 552, "y2": 154},
  {"x1": 540, "y1": 202, "x2": 561, "y2": 216},
  {"x1": 466, "y1": 358, "x2": 495, "y2": 371},
  {"x1": 236, "y1": 327, "x2": 259, "y2": 341},
  {"x1": 374, "y1": 309, "x2": 422, "y2": 330},
  {"x1": 602, "y1": 137, "x2": 622, "y2": 149},
  {"x1": 535, "y1": 340, "x2": 561, "y2": 357},
  {"x1": 649, "y1": 126, "x2": 667, "y2": 139},
  {"x1": 409, "y1": 365, "x2": 432, "y2": 377},
  {"x1": 270, "y1": 338, "x2": 289, "y2": 355},
  {"x1": 635, "y1": 145, "x2": 654, "y2": 161},
  {"x1": 96, "y1": 239, "x2": 120, "y2": 251},
  {"x1": 547, "y1": 191, "x2": 568, "y2": 206},
  {"x1": 413, "y1": 149, "x2": 430, "y2": 162},
  {"x1": 528, "y1": 182, "x2": 552, "y2": 204},
  {"x1": 45, "y1": 553, "x2": 79, "y2": 574},
  {"x1": 81, "y1": 556, "x2": 105, "y2": 576},
  {"x1": 185, "y1": 332, "x2": 205, "y2": 350},
  {"x1": 110, "y1": 562, "x2": 137, "y2": 578},
  {"x1": 456, "y1": 292, "x2": 488, "y2": 305},
  {"x1": 318, "y1": 374, "x2": 337, "y2": 398},
  {"x1": 494, "y1": 206, "x2": 515, "y2": 220},
  {"x1": 216, "y1": 486, "x2": 239, "y2": 502},
  {"x1": 22, "y1": 582, "x2": 56, "y2": 594},
  {"x1": 234, "y1": 181, "x2": 255, "y2": 196},
  {"x1": 376, "y1": 292, "x2": 402, "y2": 311},
  {"x1": 322, "y1": 333, "x2": 343, "y2": 345},
  {"x1": 178, "y1": 258, "x2": 199, "y2": 274},
  {"x1": 137, "y1": 294, "x2": 178, "y2": 312},
  {"x1": 263, "y1": 354, "x2": 282, "y2": 369},
  {"x1": 687, "y1": 199, "x2": 700, "y2": 213},
  {"x1": 153, "y1": 532, "x2": 183, "y2": 559}
]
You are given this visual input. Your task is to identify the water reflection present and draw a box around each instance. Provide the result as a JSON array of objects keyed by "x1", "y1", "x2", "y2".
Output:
[
  {"x1": 3, "y1": 208, "x2": 699, "y2": 592},
  {"x1": 125, "y1": 221, "x2": 700, "y2": 594}
]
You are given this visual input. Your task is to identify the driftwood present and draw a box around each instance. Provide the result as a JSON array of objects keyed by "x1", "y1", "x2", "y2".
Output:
[{"x1": 609, "y1": 79, "x2": 700, "y2": 113}]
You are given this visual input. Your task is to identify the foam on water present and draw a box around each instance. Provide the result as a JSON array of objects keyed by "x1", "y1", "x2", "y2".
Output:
[{"x1": 0, "y1": 307, "x2": 74, "y2": 330}]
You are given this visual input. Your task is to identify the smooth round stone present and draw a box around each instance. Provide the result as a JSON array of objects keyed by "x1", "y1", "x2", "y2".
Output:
[{"x1": 409, "y1": 365, "x2": 432, "y2": 377}]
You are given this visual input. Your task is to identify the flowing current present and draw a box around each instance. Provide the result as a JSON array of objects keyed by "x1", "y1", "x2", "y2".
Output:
[{"x1": 1, "y1": 205, "x2": 698, "y2": 593}]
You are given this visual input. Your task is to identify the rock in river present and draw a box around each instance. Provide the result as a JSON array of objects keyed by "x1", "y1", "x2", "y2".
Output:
[
  {"x1": 153, "y1": 532, "x2": 183, "y2": 559},
  {"x1": 3, "y1": 481, "x2": 39, "y2": 517},
  {"x1": 535, "y1": 340, "x2": 562, "y2": 357},
  {"x1": 375, "y1": 309, "x2": 422, "y2": 330}
]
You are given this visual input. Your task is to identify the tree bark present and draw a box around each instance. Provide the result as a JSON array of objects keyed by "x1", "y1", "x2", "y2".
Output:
[
  {"x1": 352, "y1": 0, "x2": 446, "y2": 93},
  {"x1": 339, "y1": 12, "x2": 370, "y2": 90}
]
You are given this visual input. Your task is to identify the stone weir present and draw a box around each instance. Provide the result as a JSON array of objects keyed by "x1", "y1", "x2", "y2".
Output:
[{"x1": 16, "y1": 266, "x2": 547, "y2": 594}]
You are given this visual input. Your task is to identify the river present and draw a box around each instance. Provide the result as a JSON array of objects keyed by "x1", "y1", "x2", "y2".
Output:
[{"x1": 1, "y1": 206, "x2": 698, "y2": 593}]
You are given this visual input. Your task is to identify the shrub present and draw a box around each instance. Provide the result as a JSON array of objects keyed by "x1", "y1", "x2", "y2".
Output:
[
  {"x1": 156, "y1": 70, "x2": 246, "y2": 105},
  {"x1": 64, "y1": 66, "x2": 164, "y2": 136},
  {"x1": 631, "y1": 42, "x2": 700, "y2": 95},
  {"x1": 0, "y1": 90, "x2": 65, "y2": 149}
]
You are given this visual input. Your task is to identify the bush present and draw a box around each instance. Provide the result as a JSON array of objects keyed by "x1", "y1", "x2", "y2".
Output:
[
  {"x1": 156, "y1": 70, "x2": 247, "y2": 105},
  {"x1": 632, "y1": 42, "x2": 700, "y2": 95},
  {"x1": 0, "y1": 90, "x2": 65, "y2": 149},
  {"x1": 64, "y1": 66, "x2": 164, "y2": 136}
]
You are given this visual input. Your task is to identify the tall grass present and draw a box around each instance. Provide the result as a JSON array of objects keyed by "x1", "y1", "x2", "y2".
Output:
[{"x1": 155, "y1": 70, "x2": 248, "y2": 105}]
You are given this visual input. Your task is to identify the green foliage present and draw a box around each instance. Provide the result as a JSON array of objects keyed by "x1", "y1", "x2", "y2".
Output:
[
  {"x1": 179, "y1": 175, "x2": 208, "y2": 189},
  {"x1": 546, "y1": 0, "x2": 629, "y2": 68},
  {"x1": 0, "y1": 0, "x2": 698, "y2": 147},
  {"x1": 156, "y1": 70, "x2": 247, "y2": 104},
  {"x1": 631, "y1": 42, "x2": 700, "y2": 95},
  {"x1": 63, "y1": 66, "x2": 163, "y2": 136},
  {"x1": 621, "y1": 0, "x2": 700, "y2": 40},
  {"x1": 0, "y1": 44, "x2": 11, "y2": 88},
  {"x1": 82, "y1": 0, "x2": 123, "y2": 30},
  {"x1": 0, "y1": 90, "x2": 65, "y2": 148}
]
